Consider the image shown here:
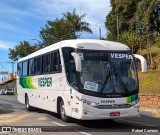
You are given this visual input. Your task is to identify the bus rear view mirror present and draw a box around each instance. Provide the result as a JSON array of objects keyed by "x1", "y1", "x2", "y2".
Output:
[
  {"x1": 71, "y1": 52, "x2": 82, "y2": 72},
  {"x1": 133, "y1": 54, "x2": 147, "y2": 72}
]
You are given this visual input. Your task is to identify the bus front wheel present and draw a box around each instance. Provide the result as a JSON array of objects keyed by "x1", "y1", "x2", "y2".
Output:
[{"x1": 59, "y1": 100, "x2": 71, "y2": 122}]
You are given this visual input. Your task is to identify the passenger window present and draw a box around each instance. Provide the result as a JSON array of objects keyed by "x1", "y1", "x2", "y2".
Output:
[
  {"x1": 34, "y1": 57, "x2": 42, "y2": 74},
  {"x1": 17, "y1": 62, "x2": 23, "y2": 77},
  {"x1": 43, "y1": 53, "x2": 51, "y2": 73},
  {"x1": 29, "y1": 59, "x2": 34, "y2": 75},
  {"x1": 22, "y1": 61, "x2": 28, "y2": 76},
  {"x1": 51, "y1": 51, "x2": 61, "y2": 72}
]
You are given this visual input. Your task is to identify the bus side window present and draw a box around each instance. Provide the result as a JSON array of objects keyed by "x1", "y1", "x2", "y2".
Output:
[
  {"x1": 22, "y1": 61, "x2": 28, "y2": 76},
  {"x1": 34, "y1": 57, "x2": 42, "y2": 75},
  {"x1": 51, "y1": 51, "x2": 61, "y2": 72},
  {"x1": 17, "y1": 62, "x2": 23, "y2": 77},
  {"x1": 29, "y1": 59, "x2": 34, "y2": 75},
  {"x1": 43, "y1": 53, "x2": 51, "y2": 73}
]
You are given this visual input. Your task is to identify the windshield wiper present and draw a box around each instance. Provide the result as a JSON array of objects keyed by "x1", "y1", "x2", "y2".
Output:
[
  {"x1": 113, "y1": 64, "x2": 129, "y2": 93},
  {"x1": 99, "y1": 68, "x2": 112, "y2": 93}
]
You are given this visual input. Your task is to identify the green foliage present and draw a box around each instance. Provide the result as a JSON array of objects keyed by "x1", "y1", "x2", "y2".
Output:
[
  {"x1": 106, "y1": 0, "x2": 140, "y2": 40},
  {"x1": 131, "y1": 0, "x2": 157, "y2": 32},
  {"x1": 8, "y1": 41, "x2": 38, "y2": 61},
  {"x1": 62, "y1": 9, "x2": 92, "y2": 35},
  {"x1": 40, "y1": 9, "x2": 92, "y2": 47},
  {"x1": 40, "y1": 18, "x2": 71, "y2": 46},
  {"x1": 118, "y1": 31, "x2": 140, "y2": 53},
  {"x1": 106, "y1": 32, "x2": 117, "y2": 41},
  {"x1": 105, "y1": 0, "x2": 159, "y2": 40},
  {"x1": 139, "y1": 68, "x2": 160, "y2": 94},
  {"x1": 138, "y1": 45, "x2": 160, "y2": 94},
  {"x1": 154, "y1": 36, "x2": 160, "y2": 45}
]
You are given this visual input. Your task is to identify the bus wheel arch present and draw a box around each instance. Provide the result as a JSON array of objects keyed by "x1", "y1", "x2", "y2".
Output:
[
  {"x1": 57, "y1": 96, "x2": 71, "y2": 122},
  {"x1": 25, "y1": 93, "x2": 33, "y2": 111}
]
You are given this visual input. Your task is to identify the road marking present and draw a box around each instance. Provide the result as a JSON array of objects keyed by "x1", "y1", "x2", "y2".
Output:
[
  {"x1": 118, "y1": 118, "x2": 160, "y2": 128},
  {"x1": 79, "y1": 131, "x2": 92, "y2": 135},
  {"x1": 51, "y1": 121, "x2": 66, "y2": 126},
  {"x1": 38, "y1": 117, "x2": 47, "y2": 120},
  {"x1": 51, "y1": 121, "x2": 92, "y2": 135},
  {"x1": 0, "y1": 114, "x2": 16, "y2": 119}
]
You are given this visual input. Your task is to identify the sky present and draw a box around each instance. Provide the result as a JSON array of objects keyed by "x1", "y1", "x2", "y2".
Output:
[{"x1": 0, "y1": 0, "x2": 111, "y2": 74}]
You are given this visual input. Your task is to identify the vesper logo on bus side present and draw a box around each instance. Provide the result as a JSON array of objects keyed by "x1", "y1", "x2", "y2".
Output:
[{"x1": 38, "y1": 77, "x2": 52, "y2": 87}]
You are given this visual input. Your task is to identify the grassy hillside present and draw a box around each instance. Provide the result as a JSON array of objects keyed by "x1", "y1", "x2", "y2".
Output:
[{"x1": 138, "y1": 45, "x2": 160, "y2": 94}]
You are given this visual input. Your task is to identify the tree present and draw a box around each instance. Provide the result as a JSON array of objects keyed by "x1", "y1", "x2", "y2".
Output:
[
  {"x1": 62, "y1": 9, "x2": 92, "y2": 37},
  {"x1": 105, "y1": 0, "x2": 159, "y2": 40},
  {"x1": 130, "y1": 0, "x2": 157, "y2": 33},
  {"x1": 40, "y1": 9, "x2": 92, "y2": 46},
  {"x1": 105, "y1": 0, "x2": 140, "y2": 40},
  {"x1": 149, "y1": 0, "x2": 160, "y2": 32},
  {"x1": 118, "y1": 31, "x2": 140, "y2": 53},
  {"x1": 40, "y1": 18, "x2": 71, "y2": 46},
  {"x1": 8, "y1": 41, "x2": 38, "y2": 61}
]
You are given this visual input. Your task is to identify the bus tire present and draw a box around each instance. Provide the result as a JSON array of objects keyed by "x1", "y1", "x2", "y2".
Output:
[
  {"x1": 59, "y1": 100, "x2": 71, "y2": 122},
  {"x1": 25, "y1": 95, "x2": 33, "y2": 111}
]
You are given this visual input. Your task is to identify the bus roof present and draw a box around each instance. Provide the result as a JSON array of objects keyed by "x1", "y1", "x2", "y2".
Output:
[{"x1": 18, "y1": 39, "x2": 130, "y2": 62}]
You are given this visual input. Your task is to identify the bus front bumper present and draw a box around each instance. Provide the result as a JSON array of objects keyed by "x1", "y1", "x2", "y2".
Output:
[{"x1": 80, "y1": 103, "x2": 140, "y2": 120}]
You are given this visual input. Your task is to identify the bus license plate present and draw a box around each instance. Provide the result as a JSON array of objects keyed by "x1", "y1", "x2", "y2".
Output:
[{"x1": 110, "y1": 112, "x2": 120, "y2": 116}]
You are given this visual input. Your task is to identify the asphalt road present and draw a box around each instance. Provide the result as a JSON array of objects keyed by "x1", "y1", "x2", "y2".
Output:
[{"x1": 0, "y1": 95, "x2": 159, "y2": 135}]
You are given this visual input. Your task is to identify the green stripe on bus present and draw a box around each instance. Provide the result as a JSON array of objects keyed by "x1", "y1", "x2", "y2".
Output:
[
  {"x1": 20, "y1": 78, "x2": 25, "y2": 88},
  {"x1": 23, "y1": 77, "x2": 29, "y2": 88},
  {"x1": 19, "y1": 76, "x2": 36, "y2": 89},
  {"x1": 26, "y1": 77, "x2": 32, "y2": 88},
  {"x1": 126, "y1": 94, "x2": 138, "y2": 103}
]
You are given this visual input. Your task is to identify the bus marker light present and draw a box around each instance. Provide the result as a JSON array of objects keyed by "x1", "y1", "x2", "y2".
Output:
[{"x1": 110, "y1": 112, "x2": 120, "y2": 116}]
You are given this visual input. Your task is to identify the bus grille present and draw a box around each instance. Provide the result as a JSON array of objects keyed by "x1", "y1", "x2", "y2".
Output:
[{"x1": 95, "y1": 104, "x2": 132, "y2": 109}]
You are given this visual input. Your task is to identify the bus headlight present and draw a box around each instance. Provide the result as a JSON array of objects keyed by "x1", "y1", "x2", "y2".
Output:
[
  {"x1": 87, "y1": 102, "x2": 99, "y2": 107},
  {"x1": 81, "y1": 99, "x2": 99, "y2": 107}
]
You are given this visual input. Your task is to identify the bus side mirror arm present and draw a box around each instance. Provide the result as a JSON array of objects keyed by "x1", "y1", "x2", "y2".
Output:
[
  {"x1": 133, "y1": 54, "x2": 147, "y2": 72},
  {"x1": 71, "y1": 52, "x2": 82, "y2": 72}
]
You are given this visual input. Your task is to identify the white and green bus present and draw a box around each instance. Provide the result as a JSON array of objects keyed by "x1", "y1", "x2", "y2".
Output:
[{"x1": 17, "y1": 39, "x2": 147, "y2": 122}]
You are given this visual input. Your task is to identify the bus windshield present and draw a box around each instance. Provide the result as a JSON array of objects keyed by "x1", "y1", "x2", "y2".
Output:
[{"x1": 78, "y1": 50, "x2": 138, "y2": 97}]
